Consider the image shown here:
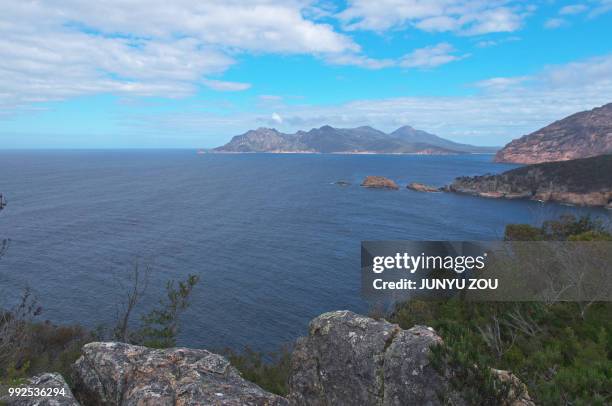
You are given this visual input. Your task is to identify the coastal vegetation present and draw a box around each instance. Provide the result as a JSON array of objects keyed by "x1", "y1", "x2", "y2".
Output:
[
  {"x1": 390, "y1": 215, "x2": 612, "y2": 405},
  {"x1": 0, "y1": 255, "x2": 200, "y2": 388}
]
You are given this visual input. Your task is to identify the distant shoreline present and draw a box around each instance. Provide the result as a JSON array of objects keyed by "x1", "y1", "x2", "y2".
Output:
[{"x1": 202, "y1": 150, "x2": 498, "y2": 156}]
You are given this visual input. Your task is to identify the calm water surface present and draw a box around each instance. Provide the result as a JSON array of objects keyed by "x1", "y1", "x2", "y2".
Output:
[{"x1": 0, "y1": 151, "x2": 608, "y2": 351}]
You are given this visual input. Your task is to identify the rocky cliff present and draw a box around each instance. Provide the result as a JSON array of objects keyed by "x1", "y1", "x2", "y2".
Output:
[
  {"x1": 215, "y1": 125, "x2": 496, "y2": 154},
  {"x1": 495, "y1": 103, "x2": 612, "y2": 164},
  {"x1": 446, "y1": 154, "x2": 612, "y2": 207},
  {"x1": 2, "y1": 311, "x2": 532, "y2": 406}
]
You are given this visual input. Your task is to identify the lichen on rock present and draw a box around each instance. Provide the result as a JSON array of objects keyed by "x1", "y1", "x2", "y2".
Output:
[{"x1": 71, "y1": 342, "x2": 287, "y2": 406}]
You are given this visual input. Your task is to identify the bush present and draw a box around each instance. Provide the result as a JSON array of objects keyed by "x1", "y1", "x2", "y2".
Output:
[
  {"x1": 223, "y1": 346, "x2": 292, "y2": 396},
  {"x1": 389, "y1": 215, "x2": 612, "y2": 405}
]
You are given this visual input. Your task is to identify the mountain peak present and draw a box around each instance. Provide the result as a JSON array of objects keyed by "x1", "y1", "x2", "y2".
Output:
[
  {"x1": 215, "y1": 125, "x2": 496, "y2": 154},
  {"x1": 253, "y1": 127, "x2": 279, "y2": 133},
  {"x1": 393, "y1": 125, "x2": 416, "y2": 131},
  {"x1": 495, "y1": 102, "x2": 612, "y2": 164}
]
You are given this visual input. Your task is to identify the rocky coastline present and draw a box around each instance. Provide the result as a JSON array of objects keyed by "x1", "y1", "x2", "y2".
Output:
[
  {"x1": 444, "y1": 154, "x2": 612, "y2": 208},
  {"x1": 357, "y1": 154, "x2": 612, "y2": 208}
]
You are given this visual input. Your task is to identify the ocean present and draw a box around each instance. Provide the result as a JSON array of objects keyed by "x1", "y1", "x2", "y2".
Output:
[{"x1": 0, "y1": 150, "x2": 608, "y2": 352}]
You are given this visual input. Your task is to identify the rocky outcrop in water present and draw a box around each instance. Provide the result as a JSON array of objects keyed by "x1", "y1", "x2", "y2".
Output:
[
  {"x1": 446, "y1": 154, "x2": 612, "y2": 208},
  {"x1": 495, "y1": 102, "x2": 612, "y2": 164},
  {"x1": 361, "y1": 176, "x2": 399, "y2": 190},
  {"x1": 407, "y1": 182, "x2": 441, "y2": 193},
  {"x1": 71, "y1": 342, "x2": 287, "y2": 406},
  {"x1": 0, "y1": 373, "x2": 79, "y2": 406}
]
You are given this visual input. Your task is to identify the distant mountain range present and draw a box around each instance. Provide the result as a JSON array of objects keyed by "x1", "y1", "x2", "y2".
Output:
[
  {"x1": 495, "y1": 102, "x2": 612, "y2": 164},
  {"x1": 214, "y1": 125, "x2": 498, "y2": 154}
]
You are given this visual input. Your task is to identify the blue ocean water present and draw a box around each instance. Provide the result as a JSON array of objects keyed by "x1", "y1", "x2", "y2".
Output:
[{"x1": 0, "y1": 150, "x2": 608, "y2": 351}]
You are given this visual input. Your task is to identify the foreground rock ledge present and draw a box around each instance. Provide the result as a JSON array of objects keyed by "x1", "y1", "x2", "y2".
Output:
[
  {"x1": 288, "y1": 310, "x2": 460, "y2": 405},
  {"x1": 287, "y1": 310, "x2": 534, "y2": 406},
  {"x1": 361, "y1": 176, "x2": 399, "y2": 190},
  {"x1": 9, "y1": 311, "x2": 534, "y2": 406},
  {"x1": 71, "y1": 342, "x2": 287, "y2": 406}
]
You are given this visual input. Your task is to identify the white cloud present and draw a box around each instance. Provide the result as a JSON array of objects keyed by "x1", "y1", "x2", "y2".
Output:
[
  {"x1": 475, "y1": 36, "x2": 520, "y2": 48},
  {"x1": 559, "y1": 4, "x2": 588, "y2": 15},
  {"x1": 325, "y1": 43, "x2": 466, "y2": 70},
  {"x1": 539, "y1": 54, "x2": 612, "y2": 87},
  {"x1": 590, "y1": 0, "x2": 612, "y2": 16},
  {"x1": 0, "y1": 1, "x2": 358, "y2": 113},
  {"x1": 324, "y1": 53, "x2": 396, "y2": 69},
  {"x1": 463, "y1": 7, "x2": 525, "y2": 35},
  {"x1": 338, "y1": 0, "x2": 529, "y2": 35},
  {"x1": 19, "y1": 1, "x2": 358, "y2": 54},
  {"x1": 399, "y1": 43, "x2": 466, "y2": 68},
  {"x1": 259, "y1": 95, "x2": 284, "y2": 102},
  {"x1": 130, "y1": 54, "x2": 612, "y2": 147},
  {"x1": 544, "y1": 18, "x2": 567, "y2": 29},
  {"x1": 202, "y1": 79, "x2": 252, "y2": 92},
  {"x1": 271, "y1": 112, "x2": 283, "y2": 124},
  {"x1": 473, "y1": 76, "x2": 529, "y2": 89}
]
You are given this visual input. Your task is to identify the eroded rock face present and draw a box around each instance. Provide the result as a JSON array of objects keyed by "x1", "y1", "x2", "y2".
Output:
[
  {"x1": 287, "y1": 310, "x2": 462, "y2": 406},
  {"x1": 361, "y1": 176, "x2": 399, "y2": 190},
  {"x1": 0, "y1": 373, "x2": 79, "y2": 406},
  {"x1": 71, "y1": 342, "x2": 287, "y2": 406},
  {"x1": 288, "y1": 311, "x2": 535, "y2": 406}
]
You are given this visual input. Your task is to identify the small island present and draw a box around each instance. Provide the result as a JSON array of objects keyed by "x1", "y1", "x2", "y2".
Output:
[{"x1": 361, "y1": 176, "x2": 399, "y2": 190}]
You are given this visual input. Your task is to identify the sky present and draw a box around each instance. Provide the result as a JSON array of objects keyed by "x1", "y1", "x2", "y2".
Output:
[{"x1": 1, "y1": 0, "x2": 611, "y2": 148}]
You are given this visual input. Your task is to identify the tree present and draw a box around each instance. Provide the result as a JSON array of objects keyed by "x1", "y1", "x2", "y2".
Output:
[
  {"x1": 113, "y1": 261, "x2": 150, "y2": 343},
  {"x1": 112, "y1": 266, "x2": 200, "y2": 348},
  {"x1": 137, "y1": 274, "x2": 200, "y2": 348}
]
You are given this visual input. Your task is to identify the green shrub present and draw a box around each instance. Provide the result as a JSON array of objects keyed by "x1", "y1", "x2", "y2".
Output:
[
  {"x1": 389, "y1": 215, "x2": 612, "y2": 405},
  {"x1": 223, "y1": 346, "x2": 292, "y2": 396},
  {"x1": 135, "y1": 274, "x2": 200, "y2": 348}
]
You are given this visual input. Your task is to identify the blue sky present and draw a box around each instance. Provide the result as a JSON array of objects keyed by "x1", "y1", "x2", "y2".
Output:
[{"x1": 1, "y1": 0, "x2": 611, "y2": 148}]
